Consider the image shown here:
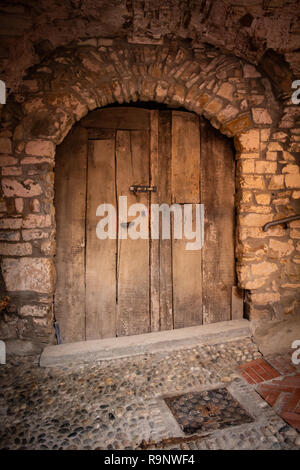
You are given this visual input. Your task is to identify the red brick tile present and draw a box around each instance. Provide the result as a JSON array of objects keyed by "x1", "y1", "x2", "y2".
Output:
[
  {"x1": 256, "y1": 373, "x2": 300, "y2": 432},
  {"x1": 264, "y1": 390, "x2": 281, "y2": 407},
  {"x1": 282, "y1": 390, "x2": 300, "y2": 413},
  {"x1": 237, "y1": 358, "x2": 280, "y2": 384},
  {"x1": 240, "y1": 370, "x2": 256, "y2": 385},
  {"x1": 281, "y1": 411, "x2": 300, "y2": 431},
  {"x1": 266, "y1": 354, "x2": 299, "y2": 375}
]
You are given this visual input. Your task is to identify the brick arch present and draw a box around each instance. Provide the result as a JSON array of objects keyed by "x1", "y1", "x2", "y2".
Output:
[
  {"x1": 18, "y1": 43, "x2": 280, "y2": 144},
  {"x1": 2, "y1": 42, "x2": 297, "y2": 350}
]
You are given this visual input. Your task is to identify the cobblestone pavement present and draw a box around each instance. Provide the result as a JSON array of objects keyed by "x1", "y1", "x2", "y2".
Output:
[{"x1": 0, "y1": 337, "x2": 299, "y2": 450}]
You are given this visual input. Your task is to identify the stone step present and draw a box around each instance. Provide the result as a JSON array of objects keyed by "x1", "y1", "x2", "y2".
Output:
[{"x1": 40, "y1": 319, "x2": 251, "y2": 367}]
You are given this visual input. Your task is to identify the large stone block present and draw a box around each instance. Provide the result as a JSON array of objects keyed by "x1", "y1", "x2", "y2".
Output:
[
  {"x1": 25, "y1": 140, "x2": 55, "y2": 158},
  {"x1": 252, "y1": 261, "x2": 278, "y2": 276},
  {"x1": 239, "y1": 213, "x2": 273, "y2": 227},
  {"x1": 234, "y1": 129, "x2": 260, "y2": 152},
  {"x1": 0, "y1": 242, "x2": 32, "y2": 256},
  {"x1": 1, "y1": 257, "x2": 55, "y2": 293}
]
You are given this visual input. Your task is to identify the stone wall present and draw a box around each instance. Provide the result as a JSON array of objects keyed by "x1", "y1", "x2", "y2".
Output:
[{"x1": 0, "y1": 2, "x2": 299, "y2": 354}]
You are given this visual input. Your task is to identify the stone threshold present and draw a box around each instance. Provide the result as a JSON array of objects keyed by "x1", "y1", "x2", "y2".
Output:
[{"x1": 40, "y1": 319, "x2": 251, "y2": 367}]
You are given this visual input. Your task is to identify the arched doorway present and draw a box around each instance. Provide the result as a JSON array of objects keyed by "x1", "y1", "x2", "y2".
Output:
[{"x1": 55, "y1": 105, "x2": 238, "y2": 343}]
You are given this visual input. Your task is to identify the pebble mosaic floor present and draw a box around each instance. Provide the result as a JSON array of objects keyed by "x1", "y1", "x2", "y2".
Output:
[
  {"x1": 0, "y1": 337, "x2": 299, "y2": 450},
  {"x1": 165, "y1": 388, "x2": 254, "y2": 435}
]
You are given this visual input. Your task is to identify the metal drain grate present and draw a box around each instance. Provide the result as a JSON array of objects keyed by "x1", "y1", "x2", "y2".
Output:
[{"x1": 165, "y1": 388, "x2": 254, "y2": 435}]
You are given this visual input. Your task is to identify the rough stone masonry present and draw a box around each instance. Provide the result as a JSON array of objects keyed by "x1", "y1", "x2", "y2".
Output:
[{"x1": 0, "y1": 0, "x2": 299, "y2": 354}]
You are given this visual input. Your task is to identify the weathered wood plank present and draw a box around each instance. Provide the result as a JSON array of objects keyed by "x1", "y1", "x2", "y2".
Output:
[
  {"x1": 149, "y1": 110, "x2": 160, "y2": 332},
  {"x1": 55, "y1": 125, "x2": 87, "y2": 343},
  {"x1": 171, "y1": 111, "x2": 200, "y2": 204},
  {"x1": 157, "y1": 111, "x2": 173, "y2": 331},
  {"x1": 171, "y1": 111, "x2": 202, "y2": 328},
  {"x1": 172, "y1": 233, "x2": 203, "y2": 328},
  {"x1": 85, "y1": 139, "x2": 117, "y2": 339},
  {"x1": 231, "y1": 286, "x2": 244, "y2": 320},
  {"x1": 81, "y1": 107, "x2": 150, "y2": 130},
  {"x1": 200, "y1": 117, "x2": 235, "y2": 324},
  {"x1": 116, "y1": 130, "x2": 150, "y2": 336}
]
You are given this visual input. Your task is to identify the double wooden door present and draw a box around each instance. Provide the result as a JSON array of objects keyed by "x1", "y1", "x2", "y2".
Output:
[{"x1": 55, "y1": 107, "x2": 239, "y2": 343}]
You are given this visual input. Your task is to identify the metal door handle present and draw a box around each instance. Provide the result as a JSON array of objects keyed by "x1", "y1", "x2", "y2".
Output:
[{"x1": 129, "y1": 185, "x2": 157, "y2": 193}]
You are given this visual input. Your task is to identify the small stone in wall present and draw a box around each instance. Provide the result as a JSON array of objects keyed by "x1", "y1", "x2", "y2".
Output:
[
  {"x1": 0, "y1": 231, "x2": 20, "y2": 241},
  {"x1": 29, "y1": 199, "x2": 40, "y2": 212},
  {"x1": 255, "y1": 193, "x2": 271, "y2": 205},
  {"x1": 269, "y1": 239, "x2": 295, "y2": 259},
  {"x1": 217, "y1": 82, "x2": 235, "y2": 101},
  {"x1": 2, "y1": 167, "x2": 22, "y2": 176},
  {"x1": 0, "y1": 218, "x2": 22, "y2": 230},
  {"x1": 252, "y1": 261, "x2": 278, "y2": 277},
  {"x1": 240, "y1": 175, "x2": 265, "y2": 189},
  {"x1": 282, "y1": 164, "x2": 299, "y2": 174},
  {"x1": 268, "y1": 175, "x2": 284, "y2": 190},
  {"x1": 22, "y1": 214, "x2": 51, "y2": 229},
  {"x1": 19, "y1": 304, "x2": 50, "y2": 318},
  {"x1": 40, "y1": 239, "x2": 55, "y2": 256},
  {"x1": 255, "y1": 161, "x2": 277, "y2": 174},
  {"x1": 15, "y1": 198, "x2": 23, "y2": 213},
  {"x1": 1, "y1": 178, "x2": 42, "y2": 198},
  {"x1": 291, "y1": 229, "x2": 300, "y2": 239},
  {"x1": 22, "y1": 229, "x2": 49, "y2": 241},
  {"x1": 252, "y1": 108, "x2": 272, "y2": 125},
  {"x1": 285, "y1": 174, "x2": 300, "y2": 188},
  {"x1": 235, "y1": 129, "x2": 260, "y2": 152},
  {"x1": 0, "y1": 242, "x2": 32, "y2": 256},
  {"x1": 0, "y1": 156, "x2": 18, "y2": 166},
  {"x1": 243, "y1": 64, "x2": 261, "y2": 78},
  {"x1": 251, "y1": 292, "x2": 281, "y2": 304},
  {"x1": 0, "y1": 138, "x2": 12, "y2": 154}
]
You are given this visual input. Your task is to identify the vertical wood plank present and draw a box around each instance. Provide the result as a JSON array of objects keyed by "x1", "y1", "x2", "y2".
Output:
[
  {"x1": 172, "y1": 233, "x2": 203, "y2": 328},
  {"x1": 171, "y1": 111, "x2": 200, "y2": 203},
  {"x1": 149, "y1": 110, "x2": 160, "y2": 332},
  {"x1": 55, "y1": 125, "x2": 87, "y2": 343},
  {"x1": 116, "y1": 129, "x2": 150, "y2": 336},
  {"x1": 231, "y1": 286, "x2": 244, "y2": 320},
  {"x1": 157, "y1": 111, "x2": 173, "y2": 331},
  {"x1": 171, "y1": 111, "x2": 202, "y2": 328},
  {"x1": 85, "y1": 138, "x2": 117, "y2": 340},
  {"x1": 200, "y1": 117, "x2": 235, "y2": 324}
]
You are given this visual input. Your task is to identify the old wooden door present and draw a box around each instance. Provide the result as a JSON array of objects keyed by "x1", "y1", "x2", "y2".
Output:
[{"x1": 55, "y1": 107, "x2": 238, "y2": 343}]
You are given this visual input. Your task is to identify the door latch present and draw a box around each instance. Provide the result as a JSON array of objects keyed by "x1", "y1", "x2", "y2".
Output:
[{"x1": 129, "y1": 185, "x2": 157, "y2": 193}]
